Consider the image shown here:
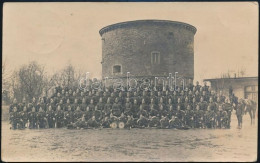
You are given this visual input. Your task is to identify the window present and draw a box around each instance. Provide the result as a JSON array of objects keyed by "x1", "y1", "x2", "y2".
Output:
[
  {"x1": 113, "y1": 65, "x2": 121, "y2": 74},
  {"x1": 151, "y1": 51, "x2": 160, "y2": 64},
  {"x1": 244, "y1": 85, "x2": 258, "y2": 101}
]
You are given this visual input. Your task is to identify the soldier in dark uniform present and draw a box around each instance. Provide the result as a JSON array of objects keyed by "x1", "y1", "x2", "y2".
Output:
[
  {"x1": 96, "y1": 98, "x2": 104, "y2": 111},
  {"x1": 149, "y1": 91, "x2": 157, "y2": 104},
  {"x1": 236, "y1": 99, "x2": 244, "y2": 129},
  {"x1": 87, "y1": 116, "x2": 100, "y2": 128},
  {"x1": 221, "y1": 110, "x2": 229, "y2": 129},
  {"x1": 9, "y1": 107, "x2": 20, "y2": 129},
  {"x1": 101, "y1": 116, "x2": 111, "y2": 128},
  {"x1": 117, "y1": 92, "x2": 125, "y2": 106},
  {"x1": 158, "y1": 103, "x2": 168, "y2": 118},
  {"x1": 169, "y1": 116, "x2": 182, "y2": 129},
  {"x1": 104, "y1": 98, "x2": 112, "y2": 117},
  {"x1": 28, "y1": 107, "x2": 38, "y2": 129},
  {"x1": 80, "y1": 98, "x2": 87, "y2": 111},
  {"x1": 87, "y1": 99, "x2": 95, "y2": 112},
  {"x1": 71, "y1": 99, "x2": 79, "y2": 111},
  {"x1": 191, "y1": 97, "x2": 198, "y2": 111},
  {"x1": 132, "y1": 99, "x2": 140, "y2": 119},
  {"x1": 118, "y1": 113, "x2": 127, "y2": 125},
  {"x1": 172, "y1": 91, "x2": 178, "y2": 108},
  {"x1": 183, "y1": 97, "x2": 190, "y2": 109},
  {"x1": 112, "y1": 98, "x2": 121, "y2": 117},
  {"x1": 202, "y1": 82, "x2": 209, "y2": 92},
  {"x1": 198, "y1": 97, "x2": 207, "y2": 111},
  {"x1": 148, "y1": 115, "x2": 160, "y2": 128},
  {"x1": 204, "y1": 106, "x2": 216, "y2": 128},
  {"x1": 194, "y1": 91, "x2": 201, "y2": 103},
  {"x1": 150, "y1": 105, "x2": 159, "y2": 117},
  {"x1": 124, "y1": 98, "x2": 133, "y2": 116},
  {"x1": 201, "y1": 91, "x2": 209, "y2": 102},
  {"x1": 94, "y1": 106, "x2": 103, "y2": 122},
  {"x1": 208, "y1": 97, "x2": 217, "y2": 112},
  {"x1": 187, "y1": 90, "x2": 194, "y2": 103},
  {"x1": 9, "y1": 98, "x2": 18, "y2": 113},
  {"x1": 132, "y1": 92, "x2": 141, "y2": 106},
  {"x1": 46, "y1": 106, "x2": 56, "y2": 128},
  {"x1": 138, "y1": 105, "x2": 149, "y2": 118},
  {"x1": 37, "y1": 107, "x2": 47, "y2": 128},
  {"x1": 47, "y1": 98, "x2": 56, "y2": 112},
  {"x1": 195, "y1": 81, "x2": 201, "y2": 92},
  {"x1": 55, "y1": 105, "x2": 64, "y2": 128},
  {"x1": 85, "y1": 91, "x2": 92, "y2": 105},
  {"x1": 140, "y1": 99, "x2": 149, "y2": 113},
  {"x1": 57, "y1": 99, "x2": 64, "y2": 111},
  {"x1": 160, "y1": 116, "x2": 170, "y2": 129},
  {"x1": 222, "y1": 98, "x2": 233, "y2": 128},
  {"x1": 137, "y1": 114, "x2": 149, "y2": 128},
  {"x1": 20, "y1": 106, "x2": 29, "y2": 129},
  {"x1": 74, "y1": 106, "x2": 83, "y2": 120},
  {"x1": 125, "y1": 115, "x2": 135, "y2": 129},
  {"x1": 85, "y1": 106, "x2": 93, "y2": 122},
  {"x1": 184, "y1": 105, "x2": 193, "y2": 128},
  {"x1": 18, "y1": 98, "x2": 27, "y2": 112}
]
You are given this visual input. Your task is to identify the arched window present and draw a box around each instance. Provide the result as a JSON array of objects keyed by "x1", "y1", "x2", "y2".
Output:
[{"x1": 151, "y1": 51, "x2": 160, "y2": 64}]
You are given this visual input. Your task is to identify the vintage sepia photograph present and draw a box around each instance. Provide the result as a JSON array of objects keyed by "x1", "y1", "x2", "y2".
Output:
[{"x1": 2, "y1": 2, "x2": 258, "y2": 162}]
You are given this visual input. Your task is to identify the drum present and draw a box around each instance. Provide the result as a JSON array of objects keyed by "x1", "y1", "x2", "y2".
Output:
[
  {"x1": 110, "y1": 122, "x2": 118, "y2": 129},
  {"x1": 118, "y1": 122, "x2": 125, "y2": 129}
]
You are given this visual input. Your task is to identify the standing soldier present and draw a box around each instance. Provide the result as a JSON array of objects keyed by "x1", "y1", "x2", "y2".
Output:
[
  {"x1": 37, "y1": 107, "x2": 47, "y2": 129},
  {"x1": 204, "y1": 106, "x2": 216, "y2": 128},
  {"x1": 184, "y1": 105, "x2": 193, "y2": 128},
  {"x1": 9, "y1": 107, "x2": 20, "y2": 129},
  {"x1": 46, "y1": 106, "x2": 56, "y2": 128},
  {"x1": 20, "y1": 106, "x2": 29, "y2": 129},
  {"x1": 55, "y1": 105, "x2": 64, "y2": 128},
  {"x1": 132, "y1": 99, "x2": 140, "y2": 119},
  {"x1": 222, "y1": 98, "x2": 233, "y2": 128},
  {"x1": 236, "y1": 99, "x2": 245, "y2": 129},
  {"x1": 28, "y1": 107, "x2": 38, "y2": 129}
]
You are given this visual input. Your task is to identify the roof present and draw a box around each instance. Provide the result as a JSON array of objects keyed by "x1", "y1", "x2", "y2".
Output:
[
  {"x1": 99, "y1": 19, "x2": 197, "y2": 36},
  {"x1": 203, "y1": 76, "x2": 258, "y2": 82}
]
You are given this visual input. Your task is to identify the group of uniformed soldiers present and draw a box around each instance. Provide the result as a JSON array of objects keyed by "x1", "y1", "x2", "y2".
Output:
[{"x1": 9, "y1": 81, "x2": 240, "y2": 130}]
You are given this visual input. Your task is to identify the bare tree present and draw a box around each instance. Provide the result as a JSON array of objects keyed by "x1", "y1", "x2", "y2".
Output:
[{"x1": 10, "y1": 61, "x2": 46, "y2": 102}]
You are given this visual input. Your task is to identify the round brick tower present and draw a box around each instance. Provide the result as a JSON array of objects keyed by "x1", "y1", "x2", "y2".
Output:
[{"x1": 99, "y1": 20, "x2": 196, "y2": 85}]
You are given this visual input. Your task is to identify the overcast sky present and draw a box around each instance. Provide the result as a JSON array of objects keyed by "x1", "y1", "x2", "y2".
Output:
[{"x1": 3, "y1": 2, "x2": 258, "y2": 83}]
